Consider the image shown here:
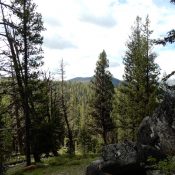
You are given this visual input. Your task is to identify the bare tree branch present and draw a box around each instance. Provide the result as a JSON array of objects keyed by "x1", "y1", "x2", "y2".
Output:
[{"x1": 162, "y1": 71, "x2": 175, "y2": 82}]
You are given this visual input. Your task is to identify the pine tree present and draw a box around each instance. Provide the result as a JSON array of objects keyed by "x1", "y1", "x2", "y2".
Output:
[
  {"x1": 29, "y1": 77, "x2": 63, "y2": 162},
  {"x1": 90, "y1": 50, "x2": 115, "y2": 145},
  {"x1": 0, "y1": 0, "x2": 44, "y2": 165},
  {"x1": 115, "y1": 16, "x2": 160, "y2": 141}
]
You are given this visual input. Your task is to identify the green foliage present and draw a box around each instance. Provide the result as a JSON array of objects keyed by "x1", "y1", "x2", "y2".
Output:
[
  {"x1": 30, "y1": 78, "x2": 64, "y2": 160},
  {"x1": 60, "y1": 81, "x2": 97, "y2": 153},
  {"x1": 114, "y1": 16, "x2": 160, "y2": 141},
  {"x1": 0, "y1": 119, "x2": 5, "y2": 175},
  {"x1": 65, "y1": 82, "x2": 92, "y2": 130},
  {"x1": 0, "y1": 82, "x2": 14, "y2": 174},
  {"x1": 154, "y1": 157, "x2": 175, "y2": 175},
  {"x1": 11, "y1": 0, "x2": 45, "y2": 70},
  {"x1": 147, "y1": 156, "x2": 175, "y2": 175},
  {"x1": 0, "y1": 0, "x2": 45, "y2": 165},
  {"x1": 78, "y1": 128, "x2": 96, "y2": 154},
  {"x1": 90, "y1": 50, "x2": 115, "y2": 144}
]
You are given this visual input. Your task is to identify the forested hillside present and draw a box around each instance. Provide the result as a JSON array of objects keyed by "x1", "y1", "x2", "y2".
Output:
[
  {"x1": 0, "y1": 0, "x2": 174, "y2": 175},
  {"x1": 69, "y1": 77, "x2": 121, "y2": 86}
]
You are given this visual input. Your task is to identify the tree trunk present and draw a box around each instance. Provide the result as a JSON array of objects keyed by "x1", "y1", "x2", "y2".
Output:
[
  {"x1": 23, "y1": 0, "x2": 31, "y2": 166},
  {"x1": 103, "y1": 130, "x2": 107, "y2": 145},
  {"x1": 60, "y1": 59, "x2": 75, "y2": 155},
  {"x1": 0, "y1": 1, "x2": 31, "y2": 165},
  {"x1": 63, "y1": 106, "x2": 75, "y2": 155},
  {"x1": 33, "y1": 153, "x2": 41, "y2": 163},
  {"x1": 0, "y1": 162, "x2": 4, "y2": 175},
  {"x1": 15, "y1": 107, "x2": 23, "y2": 154},
  {"x1": 52, "y1": 149, "x2": 58, "y2": 156}
]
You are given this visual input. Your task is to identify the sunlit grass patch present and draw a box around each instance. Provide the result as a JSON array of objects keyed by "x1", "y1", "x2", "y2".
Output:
[{"x1": 7, "y1": 154, "x2": 99, "y2": 175}]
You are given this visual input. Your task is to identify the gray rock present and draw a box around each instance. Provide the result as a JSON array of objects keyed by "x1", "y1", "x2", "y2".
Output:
[
  {"x1": 86, "y1": 93, "x2": 175, "y2": 175},
  {"x1": 85, "y1": 159, "x2": 106, "y2": 175},
  {"x1": 98, "y1": 141, "x2": 146, "y2": 175},
  {"x1": 102, "y1": 140, "x2": 137, "y2": 165},
  {"x1": 137, "y1": 94, "x2": 175, "y2": 162}
]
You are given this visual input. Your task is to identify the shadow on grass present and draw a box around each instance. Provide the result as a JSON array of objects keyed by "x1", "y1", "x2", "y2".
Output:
[{"x1": 7, "y1": 154, "x2": 99, "y2": 175}]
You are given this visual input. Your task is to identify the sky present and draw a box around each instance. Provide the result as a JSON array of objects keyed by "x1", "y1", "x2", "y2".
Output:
[{"x1": 34, "y1": 0, "x2": 175, "y2": 80}]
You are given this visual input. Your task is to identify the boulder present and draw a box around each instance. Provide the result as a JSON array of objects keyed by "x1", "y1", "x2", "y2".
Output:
[
  {"x1": 86, "y1": 93, "x2": 175, "y2": 175},
  {"x1": 85, "y1": 160, "x2": 107, "y2": 175},
  {"x1": 102, "y1": 140, "x2": 137, "y2": 165},
  {"x1": 86, "y1": 141, "x2": 146, "y2": 175},
  {"x1": 137, "y1": 94, "x2": 175, "y2": 163}
]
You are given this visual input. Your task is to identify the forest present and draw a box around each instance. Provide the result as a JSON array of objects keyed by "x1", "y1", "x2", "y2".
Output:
[{"x1": 0, "y1": 0, "x2": 175, "y2": 175}]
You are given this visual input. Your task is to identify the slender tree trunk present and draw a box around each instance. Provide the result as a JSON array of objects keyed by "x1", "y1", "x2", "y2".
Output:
[
  {"x1": 60, "y1": 59, "x2": 74, "y2": 155},
  {"x1": 33, "y1": 152, "x2": 41, "y2": 163},
  {"x1": 0, "y1": 162, "x2": 4, "y2": 175},
  {"x1": 23, "y1": 0, "x2": 31, "y2": 166},
  {"x1": 15, "y1": 102, "x2": 23, "y2": 153},
  {"x1": 146, "y1": 22, "x2": 150, "y2": 112},
  {"x1": 102, "y1": 130, "x2": 107, "y2": 145},
  {"x1": 61, "y1": 99, "x2": 75, "y2": 155}
]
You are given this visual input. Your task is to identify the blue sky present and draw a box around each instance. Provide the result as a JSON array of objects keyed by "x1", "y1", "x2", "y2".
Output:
[{"x1": 34, "y1": 0, "x2": 175, "y2": 80}]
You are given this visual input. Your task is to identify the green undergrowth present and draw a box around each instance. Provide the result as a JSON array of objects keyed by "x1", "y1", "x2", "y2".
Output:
[
  {"x1": 7, "y1": 154, "x2": 99, "y2": 175},
  {"x1": 155, "y1": 156, "x2": 175, "y2": 175},
  {"x1": 148, "y1": 156, "x2": 175, "y2": 175}
]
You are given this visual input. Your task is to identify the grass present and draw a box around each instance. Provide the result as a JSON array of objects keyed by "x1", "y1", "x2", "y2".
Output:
[
  {"x1": 147, "y1": 156, "x2": 175, "y2": 175},
  {"x1": 6, "y1": 154, "x2": 99, "y2": 175}
]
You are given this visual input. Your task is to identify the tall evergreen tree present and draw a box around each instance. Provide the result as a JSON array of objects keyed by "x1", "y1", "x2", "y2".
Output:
[
  {"x1": 90, "y1": 50, "x2": 115, "y2": 145},
  {"x1": 115, "y1": 16, "x2": 160, "y2": 141},
  {"x1": 0, "y1": 0, "x2": 44, "y2": 165}
]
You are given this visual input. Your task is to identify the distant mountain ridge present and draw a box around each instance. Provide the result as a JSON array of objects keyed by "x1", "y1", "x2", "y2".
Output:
[{"x1": 69, "y1": 77, "x2": 121, "y2": 86}]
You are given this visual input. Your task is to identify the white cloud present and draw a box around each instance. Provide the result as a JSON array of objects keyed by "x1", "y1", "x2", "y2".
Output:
[
  {"x1": 80, "y1": 14, "x2": 117, "y2": 28},
  {"x1": 155, "y1": 47, "x2": 175, "y2": 77},
  {"x1": 34, "y1": 0, "x2": 175, "y2": 80},
  {"x1": 44, "y1": 35, "x2": 77, "y2": 50}
]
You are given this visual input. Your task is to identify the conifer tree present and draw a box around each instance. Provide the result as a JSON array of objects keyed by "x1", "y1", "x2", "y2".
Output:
[
  {"x1": 0, "y1": 0, "x2": 44, "y2": 165},
  {"x1": 90, "y1": 50, "x2": 115, "y2": 145},
  {"x1": 115, "y1": 16, "x2": 160, "y2": 141}
]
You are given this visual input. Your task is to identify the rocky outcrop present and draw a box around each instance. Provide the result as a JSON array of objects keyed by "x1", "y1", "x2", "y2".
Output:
[
  {"x1": 101, "y1": 141, "x2": 137, "y2": 164},
  {"x1": 137, "y1": 94, "x2": 175, "y2": 163},
  {"x1": 86, "y1": 141, "x2": 146, "y2": 175},
  {"x1": 86, "y1": 93, "x2": 175, "y2": 175}
]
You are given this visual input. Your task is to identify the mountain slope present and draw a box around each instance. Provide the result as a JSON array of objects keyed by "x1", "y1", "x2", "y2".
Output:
[{"x1": 69, "y1": 77, "x2": 121, "y2": 86}]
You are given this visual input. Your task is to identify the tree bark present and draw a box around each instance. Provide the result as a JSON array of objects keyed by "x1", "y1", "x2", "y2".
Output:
[
  {"x1": 22, "y1": 0, "x2": 31, "y2": 166},
  {"x1": 60, "y1": 59, "x2": 75, "y2": 155}
]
